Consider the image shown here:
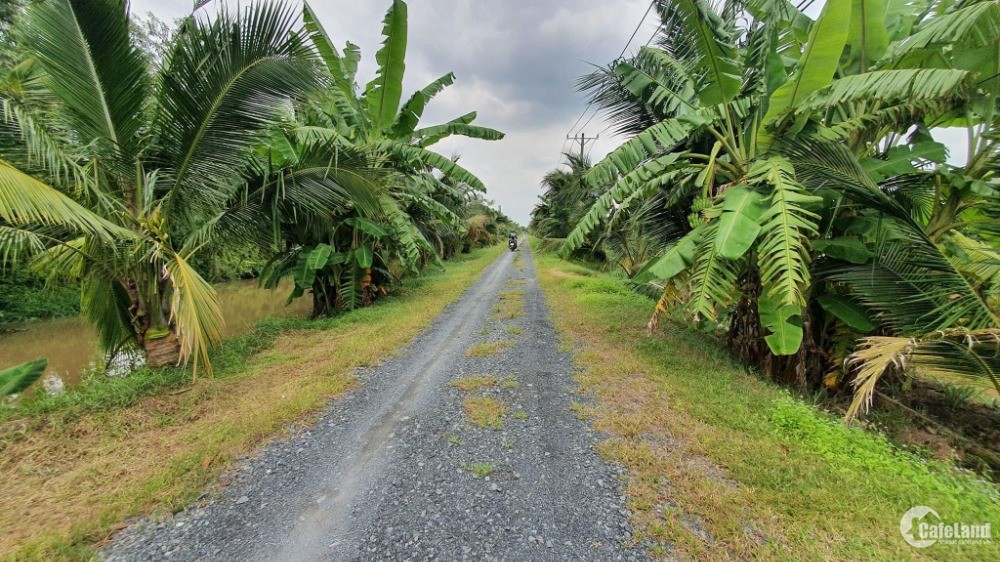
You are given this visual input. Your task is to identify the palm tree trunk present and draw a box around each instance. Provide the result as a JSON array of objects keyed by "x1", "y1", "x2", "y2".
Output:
[{"x1": 144, "y1": 330, "x2": 181, "y2": 368}]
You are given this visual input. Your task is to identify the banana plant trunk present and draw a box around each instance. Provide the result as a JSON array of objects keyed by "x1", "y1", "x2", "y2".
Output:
[{"x1": 727, "y1": 273, "x2": 768, "y2": 367}]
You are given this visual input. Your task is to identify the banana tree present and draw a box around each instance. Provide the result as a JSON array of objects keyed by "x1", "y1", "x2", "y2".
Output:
[
  {"x1": 245, "y1": 0, "x2": 503, "y2": 315},
  {"x1": 2, "y1": 0, "x2": 321, "y2": 375},
  {"x1": 560, "y1": 0, "x2": 999, "y2": 408}
]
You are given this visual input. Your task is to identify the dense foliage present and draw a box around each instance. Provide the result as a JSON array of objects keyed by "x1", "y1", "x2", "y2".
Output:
[
  {"x1": 538, "y1": 0, "x2": 1000, "y2": 417},
  {"x1": 0, "y1": 0, "x2": 512, "y2": 378}
]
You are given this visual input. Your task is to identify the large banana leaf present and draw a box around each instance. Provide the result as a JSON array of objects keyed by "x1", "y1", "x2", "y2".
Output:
[
  {"x1": 562, "y1": 155, "x2": 686, "y2": 254},
  {"x1": 585, "y1": 113, "x2": 708, "y2": 186},
  {"x1": 751, "y1": 157, "x2": 822, "y2": 308},
  {"x1": 303, "y1": 1, "x2": 355, "y2": 94},
  {"x1": 763, "y1": 0, "x2": 851, "y2": 125},
  {"x1": 641, "y1": 226, "x2": 704, "y2": 282},
  {"x1": 844, "y1": 0, "x2": 890, "y2": 73},
  {"x1": 376, "y1": 141, "x2": 487, "y2": 191},
  {"x1": 818, "y1": 294, "x2": 876, "y2": 332},
  {"x1": 714, "y1": 184, "x2": 764, "y2": 260},
  {"x1": 792, "y1": 69, "x2": 970, "y2": 114},
  {"x1": 881, "y1": 2, "x2": 1000, "y2": 68},
  {"x1": 687, "y1": 222, "x2": 739, "y2": 322},
  {"x1": 613, "y1": 58, "x2": 696, "y2": 118},
  {"x1": 364, "y1": 0, "x2": 408, "y2": 134},
  {"x1": 759, "y1": 295, "x2": 804, "y2": 355},
  {"x1": 411, "y1": 121, "x2": 505, "y2": 147},
  {"x1": 392, "y1": 73, "x2": 455, "y2": 137}
]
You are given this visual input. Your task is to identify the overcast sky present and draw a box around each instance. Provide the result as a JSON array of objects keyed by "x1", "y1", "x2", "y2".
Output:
[{"x1": 131, "y1": 0, "x2": 967, "y2": 224}]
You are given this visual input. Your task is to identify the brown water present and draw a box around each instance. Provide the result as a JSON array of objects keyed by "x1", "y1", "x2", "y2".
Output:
[{"x1": 0, "y1": 279, "x2": 310, "y2": 385}]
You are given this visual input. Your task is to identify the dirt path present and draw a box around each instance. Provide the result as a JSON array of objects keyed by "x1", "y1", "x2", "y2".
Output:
[{"x1": 104, "y1": 243, "x2": 647, "y2": 561}]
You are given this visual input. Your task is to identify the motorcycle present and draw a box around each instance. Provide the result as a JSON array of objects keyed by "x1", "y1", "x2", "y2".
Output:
[{"x1": 508, "y1": 238, "x2": 518, "y2": 251}]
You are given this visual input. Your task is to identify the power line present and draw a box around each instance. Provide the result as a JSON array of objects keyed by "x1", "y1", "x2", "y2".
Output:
[
  {"x1": 616, "y1": 0, "x2": 656, "y2": 63},
  {"x1": 560, "y1": 0, "x2": 658, "y2": 161}
]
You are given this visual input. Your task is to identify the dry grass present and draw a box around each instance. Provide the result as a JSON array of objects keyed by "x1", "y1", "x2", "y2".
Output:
[
  {"x1": 0, "y1": 245, "x2": 504, "y2": 560},
  {"x1": 533, "y1": 251, "x2": 1000, "y2": 561},
  {"x1": 463, "y1": 396, "x2": 505, "y2": 430},
  {"x1": 451, "y1": 376, "x2": 498, "y2": 391},
  {"x1": 496, "y1": 289, "x2": 525, "y2": 320},
  {"x1": 465, "y1": 341, "x2": 511, "y2": 357}
]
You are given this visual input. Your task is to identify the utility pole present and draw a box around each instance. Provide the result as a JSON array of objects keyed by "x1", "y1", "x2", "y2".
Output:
[{"x1": 566, "y1": 132, "x2": 598, "y2": 161}]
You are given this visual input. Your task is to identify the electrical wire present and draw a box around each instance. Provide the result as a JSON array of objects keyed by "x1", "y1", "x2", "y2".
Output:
[{"x1": 561, "y1": 0, "x2": 658, "y2": 155}]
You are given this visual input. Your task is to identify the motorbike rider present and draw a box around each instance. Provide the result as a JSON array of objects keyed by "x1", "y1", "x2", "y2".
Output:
[{"x1": 508, "y1": 231, "x2": 518, "y2": 250}]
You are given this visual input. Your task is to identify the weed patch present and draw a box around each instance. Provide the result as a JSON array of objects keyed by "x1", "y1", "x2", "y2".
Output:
[
  {"x1": 451, "y1": 376, "x2": 498, "y2": 392},
  {"x1": 465, "y1": 341, "x2": 511, "y2": 357},
  {"x1": 462, "y1": 462, "x2": 495, "y2": 479},
  {"x1": 464, "y1": 396, "x2": 505, "y2": 430}
]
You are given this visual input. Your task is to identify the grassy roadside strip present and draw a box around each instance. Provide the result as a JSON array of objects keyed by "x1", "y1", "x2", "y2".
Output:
[
  {"x1": 0, "y1": 244, "x2": 503, "y2": 560},
  {"x1": 533, "y1": 249, "x2": 999, "y2": 561}
]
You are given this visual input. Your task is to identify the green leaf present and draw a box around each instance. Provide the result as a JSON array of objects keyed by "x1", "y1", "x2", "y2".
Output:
[
  {"x1": 759, "y1": 296, "x2": 804, "y2": 355},
  {"x1": 861, "y1": 141, "x2": 947, "y2": 181},
  {"x1": 792, "y1": 69, "x2": 970, "y2": 115},
  {"x1": 365, "y1": 0, "x2": 408, "y2": 133},
  {"x1": 881, "y1": 2, "x2": 1000, "y2": 70},
  {"x1": 586, "y1": 114, "x2": 707, "y2": 187},
  {"x1": 22, "y1": 0, "x2": 150, "y2": 165},
  {"x1": 377, "y1": 141, "x2": 487, "y2": 191},
  {"x1": 751, "y1": 158, "x2": 822, "y2": 308},
  {"x1": 0, "y1": 159, "x2": 126, "y2": 240},
  {"x1": 812, "y1": 237, "x2": 873, "y2": 264},
  {"x1": 392, "y1": 72, "x2": 455, "y2": 137},
  {"x1": 345, "y1": 217, "x2": 389, "y2": 238},
  {"x1": 645, "y1": 228, "x2": 703, "y2": 281},
  {"x1": 412, "y1": 121, "x2": 505, "y2": 147},
  {"x1": 306, "y1": 243, "x2": 333, "y2": 271},
  {"x1": 672, "y1": 0, "x2": 741, "y2": 106},
  {"x1": 763, "y1": 0, "x2": 851, "y2": 126},
  {"x1": 845, "y1": 0, "x2": 889, "y2": 73},
  {"x1": 0, "y1": 358, "x2": 47, "y2": 396},
  {"x1": 818, "y1": 295, "x2": 877, "y2": 332},
  {"x1": 714, "y1": 185, "x2": 764, "y2": 260},
  {"x1": 355, "y1": 241, "x2": 374, "y2": 269}
]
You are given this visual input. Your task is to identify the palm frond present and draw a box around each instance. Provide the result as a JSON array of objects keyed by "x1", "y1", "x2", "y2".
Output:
[{"x1": 847, "y1": 329, "x2": 1000, "y2": 419}]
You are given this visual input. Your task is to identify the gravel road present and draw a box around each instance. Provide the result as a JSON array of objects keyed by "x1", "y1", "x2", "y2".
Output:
[{"x1": 104, "y1": 242, "x2": 649, "y2": 561}]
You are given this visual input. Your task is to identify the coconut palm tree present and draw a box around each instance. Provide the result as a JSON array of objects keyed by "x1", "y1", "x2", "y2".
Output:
[{"x1": 1, "y1": 0, "x2": 322, "y2": 375}]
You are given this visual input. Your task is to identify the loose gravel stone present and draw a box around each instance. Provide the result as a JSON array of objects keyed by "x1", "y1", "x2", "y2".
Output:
[{"x1": 103, "y1": 244, "x2": 649, "y2": 561}]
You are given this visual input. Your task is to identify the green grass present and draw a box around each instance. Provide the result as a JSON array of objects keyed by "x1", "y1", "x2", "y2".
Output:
[
  {"x1": 463, "y1": 462, "x2": 495, "y2": 479},
  {"x1": 534, "y1": 249, "x2": 1000, "y2": 561}
]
